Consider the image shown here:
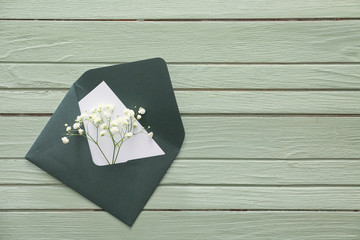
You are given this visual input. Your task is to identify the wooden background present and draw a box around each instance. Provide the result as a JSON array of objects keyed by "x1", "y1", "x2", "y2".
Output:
[{"x1": 1, "y1": 1, "x2": 360, "y2": 239}]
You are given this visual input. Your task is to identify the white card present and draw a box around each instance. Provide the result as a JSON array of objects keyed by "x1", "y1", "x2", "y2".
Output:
[{"x1": 78, "y1": 81, "x2": 165, "y2": 166}]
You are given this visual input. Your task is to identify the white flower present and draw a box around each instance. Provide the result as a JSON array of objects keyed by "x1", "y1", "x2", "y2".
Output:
[
  {"x1": 123, "y1": 108, "x2": 130, "y2": 115},
  {"x1": 133, "y1": 123, "x2": 138, "y2": 128},
  {"x1": 136, "y1": 115, "x2": 142, "y2": 120},
  {"x1": 125, "y1": 132, "x2": 133, "y2": 138},
  {"x1": 92, "y1": 117, "x2": 101, "y2": 124},
  {"x1": 100, "y1": 130, "x2": 106, "y2": 136},
  {"x1": 64, "y1": 123, "x2": 68, "y2": 127},
  {"x1": 138, "y1": 107, "x2": 146, "y2": 115},
  {"x1": 117, "y1": 116, "x2": 129, "y2": 126},
  {"x1": 148, "y1": 132, "x2": 153, "y2": 138},
  {"x1": 61, "y1": 137, "x2": 69, "y2": 144},
  {"x1": 103, "y1": 111, "x2": 111, "y2": 119},
  {"x1": 76, "y1": 114, "x2": 87, "y2": 123},
  {"x1": 128, "y1": 110, "x2": 135, "y2": 117},
  {"x1": 101, "y1": 123, "x2": 108, "y2": 129},
  {"x1": 78, "y1": 129, "x2": 84, "y2": 135},
  {"x1": 66, "y1": 126, "x2": 71, "y2": 132},
  {"x1": 73, "y1": 123, "x2": 80, "y2": 129},
  {"x1": 81, "y1": 113, "x2": 88, "y2": 119},
  {"x1": 110, "y1": 120, "x2": 118, "y2": 127},
  {"x1": 110, "y1": 127, "x2": 119, "y2": 134}
]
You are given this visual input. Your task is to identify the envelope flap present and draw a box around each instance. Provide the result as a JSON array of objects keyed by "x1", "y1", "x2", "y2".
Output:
[{"x1": 74, "y1": 58, "x2": 185, "y2": 150}]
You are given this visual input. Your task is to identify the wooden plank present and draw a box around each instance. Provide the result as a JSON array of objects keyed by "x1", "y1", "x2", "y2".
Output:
[
  {"x1": 1, "y1": 116, "x2": 360, "y2": 159},
  {"x1": 0, "y1": 212, "x2": 359, "y2": 239},
  {"x1": 1, "y1": 185, "x2": 360, "y2": 210},
  {"x1": 1, "y1": 90, "x2": 360, "y2": 114},
  {"x1": 2, "y1": 63, "x2": 360, "y2": 89},
  {"x1": 1, "y1": 21, "x2": 360, "y2": 63},
  {"x1": 1, "y1": 0, "x2": 360, "y2": 19},
  {"x1": 2, "y1": 159, "x2": 360, "y2": 185}
]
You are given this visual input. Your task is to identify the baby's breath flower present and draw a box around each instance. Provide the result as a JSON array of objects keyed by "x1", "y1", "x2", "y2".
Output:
[
  {"x1": 138, "y1": 107, "x2": 146, "y2": 115},
  {"x1": 110, "y1": 127, "x2": 119, "y2": 134},
  {"x1": 117, "y1": 116, "x2": 129, "y2": 126},
  {"x1": 128, "y1": 110, "x2": 135, "y2": 117},
  {"x1": 73, "y1": 123, "x2": 81, "y2": 129},
  {"x1": 92, "y1": 117, "x2": 101, "y2": 124},
  {"x1": 103, "y1": 111, "x2": 111, "y2": 119},
  {"x1": 61, "y1": 137, "x2": 69, "y2": 144},
  {"x1": 63, "y1": 103, "x2": 154, "y2": 165}
]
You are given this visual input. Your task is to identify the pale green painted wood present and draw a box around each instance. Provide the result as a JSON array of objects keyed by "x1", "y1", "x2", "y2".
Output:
[
  {"x1": 1, "y1": 90, "x2": 360, "y2": 114},
  {"x1": 2, "y1": 116, "x2": 360, "y2": 159},
  {"x1": 1, "y1": 0, "x2": 360, "y2": 19},
  {"x1": 2, "y1": 185, "x2": 360, "y2": 210},
  {"x1": 1, "y1": 21, "x2": 360, "y2": 63},
  {"x1": 2, "y1": 63, "x2": 360, "y2": 89},
  {"x1": 1, "y1": 1, "x2": 359, "y2": 239},
  {"x1": 1, "y1": 212, "x2": 359, "y2": 240},
  {"x1": 2, "y1": 159, "x2": 360, "y2": 185}
]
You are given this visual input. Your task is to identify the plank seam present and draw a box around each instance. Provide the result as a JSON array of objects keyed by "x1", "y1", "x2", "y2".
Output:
[
  {"x1": 2, "y1": 157, "x2": 360, "y2": 161},
  {"x1": 0, "y1": 209, "x2": 358, "y2": 212},
  {"x1": 3, "y1": 113, "x2": 360, "y2": 117},
  {"x1": 2, "y1": 88, "x2": 360, "y2": 91},
  {"x1": 2, "y1": 184, "x2": 360, "y2": 187},
  {"x1": 1, "y1": 18, "x2": 360, "y2": 22},
  {"x1": 2, "y1": 61, "x2": 360, "y2": 65}
]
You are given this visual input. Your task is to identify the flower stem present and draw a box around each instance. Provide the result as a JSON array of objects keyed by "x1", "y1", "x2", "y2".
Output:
[
  {"x1": 86, "y1": 134, "x2": 111, "y2": 165},
  {"x1": 114, "y1": 136, "x2": 126, "y2": 162},
  {"x1": 95, "y1": 142, "x2": 111, "y2": 165},
  {"x1": 109, "y1": 134, "x2": 117, "y2": 164}
]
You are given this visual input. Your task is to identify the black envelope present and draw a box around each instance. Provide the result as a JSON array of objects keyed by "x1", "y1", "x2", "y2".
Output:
[{"x1": 25, "y1": 58, "x2": 185, "y2": 226}]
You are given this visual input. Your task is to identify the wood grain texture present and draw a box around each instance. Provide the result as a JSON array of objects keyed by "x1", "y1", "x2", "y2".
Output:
[
  {"x1": 1, "y1": 212, "x2": 359, "y2": 240},
  {"x1": 2, "y1": 185, "x2": 360, "y2": 210},
  {"x1": 2, "y1": 0, "x2": 360, "y2": 238},
  {"x1": 1, "y1": 21, "x2": 360, "y2": 63},
  {"x1": 2, "y1": 63, "x2": 360, "y2": 89},
  {"x1": 2, "y1": 159, "x2": 360, "y2": 185},
  {"x1": 2, "y1": 116, "x2": 360, "y2": 159},
  {"x1": 1, "y1": 0, "x2": 360, "y2": 19},
  {"x1": 1, "y1": 90, "x2": 360, "y2": 114}
]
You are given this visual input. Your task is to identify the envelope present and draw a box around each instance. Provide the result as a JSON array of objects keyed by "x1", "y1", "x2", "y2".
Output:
[{"x1": 25, "y1": 58, "x2": 185, "y2": 226}]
